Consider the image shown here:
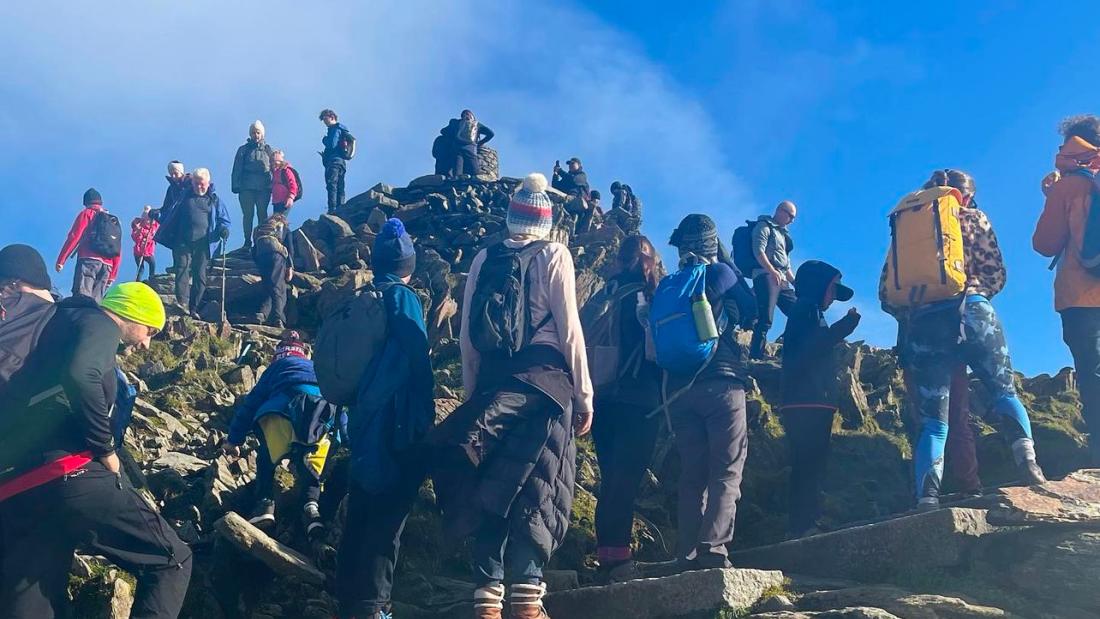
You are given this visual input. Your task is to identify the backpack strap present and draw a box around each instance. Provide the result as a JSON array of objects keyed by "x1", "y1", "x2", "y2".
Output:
[{"x1": 517, "y1": 241, "x2": 552, "y2": 340}]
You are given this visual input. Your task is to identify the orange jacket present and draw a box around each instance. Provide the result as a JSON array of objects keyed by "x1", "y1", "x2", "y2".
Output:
[{"x1": 1033, "y1": 137, "x2": 1100, "y2": 310}]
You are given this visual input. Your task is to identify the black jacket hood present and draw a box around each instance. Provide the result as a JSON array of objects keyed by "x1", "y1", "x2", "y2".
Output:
[{"x1": 794, "y1": 260, "x2": 853, "y2": 306}]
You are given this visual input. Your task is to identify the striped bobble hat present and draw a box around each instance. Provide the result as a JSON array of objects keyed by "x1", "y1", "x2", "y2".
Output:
[{"x1": 507, "y1": 173, "x2": 554, "y2": 239}]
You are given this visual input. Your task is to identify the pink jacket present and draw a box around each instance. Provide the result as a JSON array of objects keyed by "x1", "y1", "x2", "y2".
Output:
[
  {"x1": 131, "y1": 217, "x2": 159, "y2": 258},
  {"x1": 57, "y1": 204, "x2": 122, "y2": 279},
  {"x1": 271, "y1": 165, "x2": 300, "y2": 205}
]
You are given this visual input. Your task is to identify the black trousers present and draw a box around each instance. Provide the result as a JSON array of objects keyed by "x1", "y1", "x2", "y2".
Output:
[
  {"x1": 1062, "y1": 308, "x2": 1100, "y2": 466},
  {"x1": 592, "y1": 402, "x2": 660, "y2": 552},
  {"x1": 751, "y1": 273, "x2": 796, "y2": 342},
  {"x1": 454, "y1": 146, "x2": 479, "y2": 177},
  {"x1": 336, "y1": 472, "x2": 422, "y2": 617},
  {"x1": 780, "y1": 406, "x2": 834, "y2": 536},
  {"x1": 324, "y1": 159, "x2": 346, "y2": 213},
  {"x1": 172, "y1": 239, "x2": 210, "y2": 313},
  {"x1": 256, "y1": 250, "x2": 288, "y2": 326},
  {"x1": 0, "y1": 461, "x2": 192, "y2": 619},
  {"x1": 135, "y1": 254, "x2": 157, "y2": 281}
]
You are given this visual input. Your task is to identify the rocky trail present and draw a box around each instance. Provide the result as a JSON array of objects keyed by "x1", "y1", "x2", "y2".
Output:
[{"x1": 69, "y1": 175, "x2": 1098, "y2": 618}]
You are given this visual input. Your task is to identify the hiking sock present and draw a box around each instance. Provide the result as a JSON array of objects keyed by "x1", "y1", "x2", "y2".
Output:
[
  {"x1": 473, "y1": 583, "x2": 505, "y2": 619},
  {"x1": 1010, "y1": 438, "x2": 1037, "y2": 467}
]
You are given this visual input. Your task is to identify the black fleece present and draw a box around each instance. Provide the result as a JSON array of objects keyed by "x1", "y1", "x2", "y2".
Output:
[
  {"x1": 6, "y1": 295, "x2": 119, "y2": 459},
  {"x1": 780, "y1": 261, "x2": 858, "y2": 407}
]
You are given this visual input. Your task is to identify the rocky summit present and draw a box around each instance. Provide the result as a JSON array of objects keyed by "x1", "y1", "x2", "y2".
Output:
[{"x1": 71, "y1": 175, "x2": 1098, "y2": 618}]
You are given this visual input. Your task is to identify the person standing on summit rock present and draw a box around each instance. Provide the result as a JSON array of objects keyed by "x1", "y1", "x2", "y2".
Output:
[
  {"x1": 55, "y1": 188, "x2": 121, "y2": 301},
  {"x1": 231, "y1": 120, "x2": 274, "y2": 251},
  {"x1": 320, "y1": 109, "x2": 352, "y2": 213},
  {"x1": 747, "y1": 201, "x2": 797, "y2": 359},
  {"x1": 1034, "y1": 114, "x2": 1100, "y2": 467}
]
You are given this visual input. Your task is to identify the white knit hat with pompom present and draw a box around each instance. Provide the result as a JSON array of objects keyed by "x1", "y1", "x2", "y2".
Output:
[{"x1": 507, "y1": 173, "x2": 554, "y2": 238}]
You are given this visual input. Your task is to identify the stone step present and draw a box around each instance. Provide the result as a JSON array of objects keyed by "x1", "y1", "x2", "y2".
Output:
[
  {"x1": 987, "y1": 468, "x2": 1100, "y2": 526},
  {"x1": 731, "y1": 508, "x2": 993, "y2": 583}
]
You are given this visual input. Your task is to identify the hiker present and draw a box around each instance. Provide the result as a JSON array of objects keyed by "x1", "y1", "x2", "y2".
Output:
[
  {"x1": 552, "y1": 157, "x2": 589, "y2": 198},
  {"x1": 746, "y1": 201, "x2": 797, "y2": 358},
  {"x1": 132, "y1": 205, "x2": 160, "y2": 282},
  {"x1": 429, "y1": 173, "x2": 593, "y2": 619},
  {"x1": 162, "y1": 160, "x2": 189, "y2": 211},
  {"x1": 55, "y1": 188, "x2": 122, "y2": 301},
  {"x1": 655, "y1": 214, "x2": 749, "y2": 574},
  {"x1": 587, "y1": 235, "x2": 665, "y2": 582},
  {"x1": 231, "y1": 120, "x2": 274, "y2": 251},
  {"x1": 271, "y1": 150, "x2": 301, "y2": 213},
  {"x1": 606, "y1": 182, "x2": 641, "y2": 234},
  {"x1": 883, "y1": 169, "x2": 1045, "y2": 510},
  {"x1": 0, "y1": 244, "x2": 57, "y2": 391},
  {"x1": 337, "y1": 218, "x2": 435, "y2": 619},
  {"x1": 250, "y1": 197, "x2": 295, "y2": 328},
  {"x1": 221, "y1": 330, "x2": 335, "y2": 539},
  {"x1": 453, "y1": 109, "x2": 495, "y2": 178},
  {"x1": 1034, "y1": 114, "x2": 1100, "y2": 466},
  {"x1": 320, "y1": 109, "x2": 352, "y2": 213},
  {"x1": 780, "y1": 260, "x2": 860, "y2": 538},
  {"x1": 0, "y1": 283, "x2": 192, "y2": 619},
  {"x1": 155, "y1": 167, "x2": 231, "y2": 317},
  {"x1": 433, "y1": 120, "x2": 457, "y2": 176}
]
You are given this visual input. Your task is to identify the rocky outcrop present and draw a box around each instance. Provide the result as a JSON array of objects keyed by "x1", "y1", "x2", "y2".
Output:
[
  {"x1": 987, "y1": 468, "x2": 1100, "y2": 525},
  {"x1": 214, "y1": 512, "x2": 325, "y2": 584}
]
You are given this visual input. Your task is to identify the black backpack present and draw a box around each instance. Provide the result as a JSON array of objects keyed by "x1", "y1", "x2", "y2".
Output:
[
  {"x1": 468, "y1": 241, "x2": 551, "y2": 356},
  {"x1": 580, "y1": 279, "x2": 646, "y2": 396},
  {"x1": 340, "y1": 131, "x2": 357, "y2": 160},
  {"x1": 86, "y1": 211, "x2": 122, "y2": 258},
  {"x1": 731, "y1": 220, "x2": 762, "y2": 275},
  {"x1": 282, "y1": 166, "x2": 304, "y2": 202},
  {"x1": 0, "y1": 298, "x2": 56, "y2": 391}
]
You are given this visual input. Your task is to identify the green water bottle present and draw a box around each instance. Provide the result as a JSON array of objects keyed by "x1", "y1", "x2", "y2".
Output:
[{"x1": 691, "y1": 293, "x2": 719, "y2": 341}]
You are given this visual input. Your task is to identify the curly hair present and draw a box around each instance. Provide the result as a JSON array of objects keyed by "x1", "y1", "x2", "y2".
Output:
[
  {"x1": 1059, "y1": 114, "x2": 1100, "y2": 146},
  {"x1": 318, "y1": 109, "x2": 338, "y2": 122}
]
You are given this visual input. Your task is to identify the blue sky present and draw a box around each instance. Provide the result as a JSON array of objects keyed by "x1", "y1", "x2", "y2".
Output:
[{"x1": 0, "y1": 1, "x2": 1088, "y2": 375}]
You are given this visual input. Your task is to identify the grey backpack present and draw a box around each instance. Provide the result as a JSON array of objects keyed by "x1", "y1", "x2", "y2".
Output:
[{"x1": 313, "y1": 282, "x2": 405, "y2": 406}]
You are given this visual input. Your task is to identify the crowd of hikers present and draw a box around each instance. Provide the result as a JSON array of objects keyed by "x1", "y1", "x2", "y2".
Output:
[{"x1": 1, "y1": 111, "x2": 1100, "y2": 619}]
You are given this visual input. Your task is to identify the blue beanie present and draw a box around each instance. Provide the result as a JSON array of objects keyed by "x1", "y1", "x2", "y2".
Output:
[{"x1": 373, "y1": 218, "x2": 416, "y2": 276}]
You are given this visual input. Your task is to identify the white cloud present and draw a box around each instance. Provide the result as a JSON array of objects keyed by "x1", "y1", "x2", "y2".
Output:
[{"x1": 0, "y1": 0, "x2": 752, "y2": 280}]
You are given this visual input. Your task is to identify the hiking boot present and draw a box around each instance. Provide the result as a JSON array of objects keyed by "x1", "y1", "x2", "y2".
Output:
[
  {"x1": 474, "y1": 583, "x2": 505, "y2": 619},
  {"x1": 1020, "y1": 460, "x2": 1047, "y2": 486},
  {"x1": 303, "y1": 501, "x2": 325, "y2": 542},
  {"x1": 507, "y1": 582, "x2": 549, "y2": 619},
  {"x1": 248, "y1": 498, "x2": 276, "y2": 531},
  {"x1": 916, "y1": 496, "x2": 940, "y2": 512},
  {"x1": 596, "y1": 560, "x2": 642, "y2": 584}
]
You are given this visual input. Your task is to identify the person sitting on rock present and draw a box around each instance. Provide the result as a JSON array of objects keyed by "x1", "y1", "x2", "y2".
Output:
[
  {"x1": 231, "y1": 120, "x2": 274, "y2": 252},
  {"x1": 131, "y1": 205, "x2": 160, "y2": 282},
  {"x1": 606, "y1": 181, "x2": 639, "y2": 233},
  {"x1": 453, "y1": 109, "x2": 495, "y2": 178},
  {"x1": 430, "y1": 173, "x2": 593, "y2": 619},
  {"x1": 0, "y1": 283, "x2": 193, "y2": 619},
  {"x1": 154, "y1": 167, "x2": 231, "y2": 318},
  {"x1": 337, "y1": 218, "x2": 435, "y2": 619},
  {"x1": 221, "y1": 330, "x2": 335, "y2": 541},
  {"x1": 884, "y1": 169, "x2": 1046, "y2": 511},
  {"x1": 779, "y1": 260, "x2": 859, "y2": 538},
  {"x1": 250, "y1": 193, "x2": 296, "y2": 328}
]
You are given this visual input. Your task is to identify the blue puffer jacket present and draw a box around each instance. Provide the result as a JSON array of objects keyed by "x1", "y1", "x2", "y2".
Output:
[
  {"x1": 347, "y1": 273, "x2": 435, "y2": 493},
  {"x1": 228, "y1": 356, "x2": 319, "y2": 445}
]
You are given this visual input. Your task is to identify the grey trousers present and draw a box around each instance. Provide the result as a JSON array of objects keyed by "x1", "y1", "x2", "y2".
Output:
[
  {"x1": 669, "y1": 379, "x2": 748, "y2": 562},
  {"x1": 72, "y1": 257, "x2": 111, "y2": 301}
]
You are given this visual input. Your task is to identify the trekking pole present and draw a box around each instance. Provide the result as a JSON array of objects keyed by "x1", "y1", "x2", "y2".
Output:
[{"x1": 219, "y1": 239, "x2": 228, "y2": 326}]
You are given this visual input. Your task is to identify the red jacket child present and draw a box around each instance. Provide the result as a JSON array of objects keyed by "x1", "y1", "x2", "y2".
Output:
[{"x1": 132, "y1": 211, "x2": 160, "y2": 259}]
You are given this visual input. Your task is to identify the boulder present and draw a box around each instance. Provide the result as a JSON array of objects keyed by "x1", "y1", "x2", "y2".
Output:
[
  {"x1": 150, "y1": 452, "x2": 210, "y2": 476},
  {"x1": 731, "y1": 509, "x2": 993, "y2": 583},
  {"x1": 987, "y1": 469, "x2": 1100, "y2": 526},
  {"x1": 214, "y1": 512, "x2": 325, "y2": 584},
  {"x1": 294, "y1": 229, "x2": 324, "y2": 272},
  {"x1": 409, "y1": 174, "x2": 447, "y2": 189},
  {"x1": 109, "y1": 577, "x2": 134, "y2": 619},
  {"x1": 544, "y1": 568, "x2": 784, "y2": 619},
  {"x1": 320, "y1": 213, "x2": 354, "y2": 239}
]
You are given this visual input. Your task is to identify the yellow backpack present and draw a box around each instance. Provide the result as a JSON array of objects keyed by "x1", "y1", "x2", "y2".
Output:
[{"x1": 882, "y1": 186, "x2": 967, "y2": 307}]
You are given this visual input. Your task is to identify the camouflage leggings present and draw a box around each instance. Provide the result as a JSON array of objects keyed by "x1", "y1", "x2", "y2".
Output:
[{"x1": 907, "y1": 296, "x2": 1032, "y2": 497}]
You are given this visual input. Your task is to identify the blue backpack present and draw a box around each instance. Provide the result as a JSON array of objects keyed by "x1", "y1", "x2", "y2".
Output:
[{"x1": 649, "y1": 263, "x2": 719, "y2": 374}]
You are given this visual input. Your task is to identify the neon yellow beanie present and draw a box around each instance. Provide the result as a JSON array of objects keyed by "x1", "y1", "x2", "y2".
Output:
[{"x1": 100, "y1": 282, "x2": 166, "y2": 330}]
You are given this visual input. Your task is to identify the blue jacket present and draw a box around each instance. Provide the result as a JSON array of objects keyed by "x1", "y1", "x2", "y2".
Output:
[
  {"x1": 322, "y1": 123, "x2": 349, "y2": 162},
  {"x1": 348, "y1": 272, "x2": 435, "y2": 493},
  {"x1": 154, "y1": 184, "x2": 232, "y2": 253},
  {"x1": 228, "y1": 356, "x2": 319, "y2": 445}
]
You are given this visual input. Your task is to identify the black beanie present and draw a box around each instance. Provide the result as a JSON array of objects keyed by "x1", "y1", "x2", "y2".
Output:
[
  {"x1": 0, "y1": 244, "x2": 52, "y2": 290},
  {"x1": 669, "y1": 214, "x2": 719, "y2": 259},
  {"x1": 83, "y1": 187, "x2": 102, "y2": 205}
]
